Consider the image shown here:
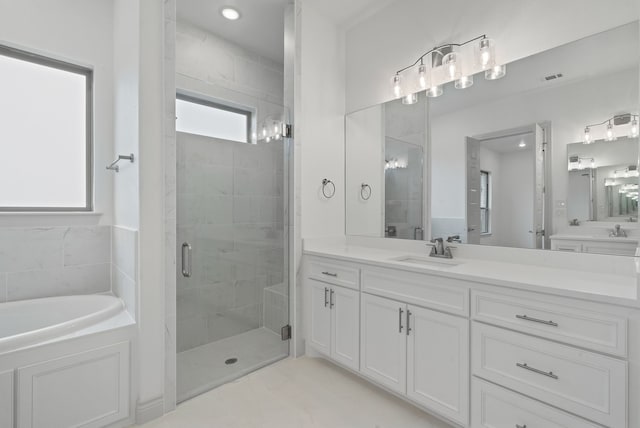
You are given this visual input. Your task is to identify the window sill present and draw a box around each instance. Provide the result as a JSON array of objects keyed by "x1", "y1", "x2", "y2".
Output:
[
  {"x1": 0, "y1": 212, "x2": 103, "y2": 227},
  {"x1": 480, "y1": 233, "x2": 492, "y2": 237}
]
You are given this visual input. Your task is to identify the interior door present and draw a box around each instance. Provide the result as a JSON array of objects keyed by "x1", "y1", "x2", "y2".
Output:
[
  {"x1": 532, "y1": 124, "x2": 546, "y2": 249},
  {"x1": 466, "y1": 138, "x2": 482, "y2": 244},
  {"x1": 360, "y1": 293, "x2": 407, "y2": 394},
  {"x1": 406, "y1": 306, "x2": 469, "y2": 426},
  {"x1": 331, "y1": 285, "x2": 360, "y2": 371},
  {"x1": 308, "y1": 279, "x2": 331, "y2": 356}
]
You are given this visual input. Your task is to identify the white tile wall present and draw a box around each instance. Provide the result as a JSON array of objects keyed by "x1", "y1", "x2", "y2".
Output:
[{"x1": 112, "y1": 226, "x2": 138, "y2": 319}]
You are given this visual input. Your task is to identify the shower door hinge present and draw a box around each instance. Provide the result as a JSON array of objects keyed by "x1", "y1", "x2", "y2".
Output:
[
  {"x1": 281, "y1": 324, "x2": 292, "y2": 341},
  {"x1": 283, "y1": 124, "x2": 293, "y2": 138}
]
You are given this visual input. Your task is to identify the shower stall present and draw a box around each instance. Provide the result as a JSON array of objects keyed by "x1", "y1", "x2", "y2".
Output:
[{"x1": 175, "y1": 97, "x2": 291, "y2": 402}]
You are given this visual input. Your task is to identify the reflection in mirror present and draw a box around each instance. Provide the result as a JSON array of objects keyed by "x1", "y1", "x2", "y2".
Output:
[
  {"x1": 567, "y1": 137, "x2": 639, "y2": 222},
  {"x1": 345, "y1": 96, "x2": 427, "y2": 239},
  {"x1": 345, "y1": 21, "x2": 639, "y2": 256}
]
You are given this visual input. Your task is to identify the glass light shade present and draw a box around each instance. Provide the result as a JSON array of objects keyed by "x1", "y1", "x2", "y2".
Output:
[
  {"x1": 583, "y1": 127, "x2": 592, "y2": 144},
  {"x1": 402, "y1": 93, "x2": 418, "y2": 105},
  {"x1": 605, "y1": 122, "x2": 616, "y2": 141},
  {"x1": 426, "y1": 85, "x2": 443, "y2": 98},
  {"x1": 442, "y1": 52, "x2": 461, "y2": 81},
  {"x1": 455, "y1": 75, "x2": 474, "y2": 89},
  {"x1": 630, "y1": 118, "x2": 639, "y2": 138},
  {"x1": 485, "y1": 64, "x2": 506, "y2": 80},
  {"x1": 476, "y1": 38, "x2": 496, "y2": 70},
  {"x1": 392, "y1": 74, "x2": 402, "y2": 98},
  {"x1": 418, "y1": 64, "x2": 428, "y2": 89}
]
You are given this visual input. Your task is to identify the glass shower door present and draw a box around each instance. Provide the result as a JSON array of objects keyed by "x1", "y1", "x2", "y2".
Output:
[{"x1": 176, "y1": 100, "x2": 290, "y2": 403}]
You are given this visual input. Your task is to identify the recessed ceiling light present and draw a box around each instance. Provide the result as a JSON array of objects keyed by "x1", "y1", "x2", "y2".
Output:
[
  {"x1": 220, "y1": 7, "x2": 241, "y2": 21},
  {"x1": 518, "y1": 141, "x2": 527, "y2": 148}
]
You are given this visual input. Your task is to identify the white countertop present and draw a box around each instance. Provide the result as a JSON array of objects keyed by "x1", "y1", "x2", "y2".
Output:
[
  {"x1": 550, "y1": 234, "x2": 639, "y2": 243},
  {"x1": 304, "y1": 241, "x2": 640, "y2": 307}
]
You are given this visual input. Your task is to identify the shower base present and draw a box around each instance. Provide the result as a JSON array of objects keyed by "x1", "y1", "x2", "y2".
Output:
[{"x1": 177, "y1": 327, "x2": 287, "y2": 403}]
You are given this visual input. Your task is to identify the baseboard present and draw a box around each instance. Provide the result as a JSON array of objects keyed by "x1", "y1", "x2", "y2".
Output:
[{"x1": 135, "y1": 396, "x2": 165, "y2": 424}]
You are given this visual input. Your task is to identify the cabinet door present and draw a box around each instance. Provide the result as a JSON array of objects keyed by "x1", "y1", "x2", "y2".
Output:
[
  {"x1": 308, "y1": 279, "x2": 331, "y2": 356},
  {"x1": 331, "y1": 285, "x2": 360, "y2": 371},
  {"x1": 407, "y1": 305, "x2": 469, "y2": 426},
  {"x1": 0, "y1": 370, "x2": 13, "y2": 428},
  {"x1": 360, "y1": 293, "x2": 407, "y2": 394}
]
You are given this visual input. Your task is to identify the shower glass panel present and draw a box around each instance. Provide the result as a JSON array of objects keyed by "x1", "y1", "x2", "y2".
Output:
[{"x1": 176, "y1": 100, "x2": 290, "y2": 403}]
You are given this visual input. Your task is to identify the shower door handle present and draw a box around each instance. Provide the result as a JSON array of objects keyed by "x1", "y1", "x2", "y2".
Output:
[{"x1": 182, "y1": 242, "x2": 192, "y2": 278}]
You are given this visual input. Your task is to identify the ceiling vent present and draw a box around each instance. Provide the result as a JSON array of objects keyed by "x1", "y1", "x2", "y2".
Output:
[{"x1": 543, "y1": 73, "x2": 564, "y2": 82}]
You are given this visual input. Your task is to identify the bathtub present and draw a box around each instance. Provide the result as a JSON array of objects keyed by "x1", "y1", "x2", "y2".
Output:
[{"x1": 0, "y1": 294, "x2": 125, "y2": 354}]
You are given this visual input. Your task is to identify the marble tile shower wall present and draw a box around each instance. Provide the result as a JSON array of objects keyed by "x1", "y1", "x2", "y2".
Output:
[
  {"x1": 0, "y1": 226, "x2": 111, "y2": 302},
  {"x1": 177, "y1": 133, "x2": 285, "y2": 352}
]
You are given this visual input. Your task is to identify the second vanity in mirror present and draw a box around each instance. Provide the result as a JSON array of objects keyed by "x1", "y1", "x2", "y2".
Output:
[{"x1": 345, "y1": 21, "x2": 639, "y2": 257}]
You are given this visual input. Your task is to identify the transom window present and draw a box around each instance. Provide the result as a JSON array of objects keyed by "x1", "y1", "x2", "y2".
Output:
[
  {"x1": 0, "y1": 45, "x2": 92, "y2": 211},
  {"x1": 176, "y1": 94, "x2": 251, "y2": 143}
]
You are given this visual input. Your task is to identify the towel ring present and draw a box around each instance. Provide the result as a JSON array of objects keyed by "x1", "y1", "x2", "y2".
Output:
[
  {"x1": 361, "y1": 183, "x2": 372, "y2": 200},
  {"x1": 322, "y1": 179, "x2": 336, "y2": 199}
]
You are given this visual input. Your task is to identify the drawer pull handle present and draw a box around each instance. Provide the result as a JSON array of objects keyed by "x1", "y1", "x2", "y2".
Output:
[
  {"x1": 516, "y1": 425, "x2": 527, "y2": 428},
  {"x1": 324, "y1": 287, "x2": 329, "y2": 307},
  {"x1": 516, "y1": 314, "x2": 558, "y2": 327},
  {"x1": 398, "y1": 308, "x2": 404, "y2": 333},
  {"x1": 322, "y1": 271, "x2": 338, "y2": 277},
  {"x1": 516, "y1": 362, "x2": 558, "y2": 380},
  {"x1": 330, "y1": 289, "x2": 335, "y2": 309}
]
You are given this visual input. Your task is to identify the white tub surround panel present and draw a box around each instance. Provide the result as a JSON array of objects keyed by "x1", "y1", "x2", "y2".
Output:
[
  {"x1": 0, "y1": 226, "x2": 112, "y2": 302},
  {"x1": 303, "y1": 237, "x2": 640, "y2": 428},
  {"x1": 112, "y1": 226, "x2": 138, "y2": 319}
]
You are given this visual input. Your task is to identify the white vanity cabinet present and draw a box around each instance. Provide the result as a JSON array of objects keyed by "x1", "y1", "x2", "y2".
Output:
[
  {"x1": 550, "y1": 236, "x2": 638, "y2": 256},
  {"x1": 308, "y1": 276, "x2": 360, "y2": 372}
]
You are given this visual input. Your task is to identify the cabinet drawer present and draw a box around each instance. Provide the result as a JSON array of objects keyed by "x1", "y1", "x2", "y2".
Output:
[
  {"x1": 472, "y1": 378, "x2": 600, "y2": 428},
  {"x1": 308, "y1": 258, "x2": 360, "y2": 290},
  {"x1": 362, "y1": 267, "x2": 468, "y2": 317},
  {"x1": 472, "y1": 290, "x2": 627, "y2": 356},
  {"x1": 472, "y1": 323, "x2": 627, "y2": 428},
  {"x1": 551, "y1": 240, "x2": 583, "y2": 252}
]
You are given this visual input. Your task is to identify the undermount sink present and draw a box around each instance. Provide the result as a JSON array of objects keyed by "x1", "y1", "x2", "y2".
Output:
[{"x1": 390, "y1": 255, "x2": 463, "y2": 268}]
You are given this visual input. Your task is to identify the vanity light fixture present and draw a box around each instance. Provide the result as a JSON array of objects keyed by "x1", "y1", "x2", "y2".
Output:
[
  {"x1": 568, "y1": 155, "x2": 595, "y2": 171},
  {"x1": 220, "y1": 7, "x2": 241, "y2": 20},
  {"x1": 391, "y1": 34, "x2": 504, "y2": 100},
  {"x1": 255, "y1": 118, "x2": 286, "y2": 143},
  {"x1": 402, "y1": 92, "x2": 418, "y2": 105},
  {"x1": 582, "y1": 113, "x2": 638, "y2": 144}
]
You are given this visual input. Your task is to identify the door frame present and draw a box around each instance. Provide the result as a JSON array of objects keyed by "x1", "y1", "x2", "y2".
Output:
[{"x1": 466, "y1": 122, "x2": 553, "y2": 249}]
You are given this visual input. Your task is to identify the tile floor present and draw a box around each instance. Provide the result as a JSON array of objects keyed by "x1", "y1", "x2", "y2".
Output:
[
  {"x1": 143, "y1": 356, "x2": 453, "y2": 428},
  {"x1": 177, "y1": 327, "x2": 288, "y2": 402}
]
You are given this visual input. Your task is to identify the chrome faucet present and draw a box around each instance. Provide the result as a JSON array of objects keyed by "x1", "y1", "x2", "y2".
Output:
[
  {"x1": 610, "y1": 224, "x2": 627, "y2": 238},
  {"x1": 427, "y1": 237, "x2": 456, "y2": 259}
]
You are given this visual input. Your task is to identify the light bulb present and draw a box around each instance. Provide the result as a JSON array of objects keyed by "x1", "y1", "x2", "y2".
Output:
[
  {"x1": 485, "y1": 64, "x2": 506, "y2": 80},
  {"x1": 418, "y1": 64, "x2": 428, "y2": 89},
  {"x1": 274, "y1": 124, "x2": 279, "y2": 133},
  {"x1": 583, "y1": 127, "x2": 592, "y2": 144},
  {"x1": 426, "y1": 85, "x2": 443, "y2": 98},
  {"x1": 220, "y1": 7, "x2": 241, "y2": 20},
  {"x1": 402, "y1": 93, "x2": 418, "y2": 105},
  {"x1": 394, "y1": 160, "x2": 399, "y2": 168},
  {"x1": 590, "y1": 159, "x2": 595, "y2": 169},
  {"x1": 455, "y1": 75, "x2": 473, "y2": 89},
  {"x1": 392, "y1": 74, "x2": 402, "y2": 98},
  {"x1": 630, "y1": 117, "x2": 639, "y2": 138},
  {"x1": 262, "y1": 127, "x2": 267, "y2": 138},
  {"x1": 266, "y1": 136, "x2": 271, "y2": 143},
  {"x1": 477, "y1": 38, "x2": 496, "y2": 70},
  {"x1": 605, "y1": 122, "x2": 616, "y2": 141},
  {"x1": 442, "y1": 52, "x2": 461, "y2": 81}
]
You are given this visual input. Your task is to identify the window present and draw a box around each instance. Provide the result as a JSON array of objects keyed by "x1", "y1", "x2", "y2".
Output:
[
  {"x1": 176, "y1": 94, "x2": 251, "y2": 143},
  {"x1": 0, "y1": 45, "x2": 92, "y2": 211},
  {"x1": 480, "y1": 170, "x2": 491, "y2": 234}
]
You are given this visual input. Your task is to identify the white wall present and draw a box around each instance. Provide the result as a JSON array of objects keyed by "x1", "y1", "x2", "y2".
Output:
[
  {"x1": 0, "y1": 0, "x2": 115, "y2": 225},
  {"x1": 345, "y1": 0, "x2": 638, "y2": 112},
  {"x1": 298, "y1": 1, "x2": 346, "y2": 239},
  {"x1": 431, "y1": 67, "x2": 638, "y2": 236}
]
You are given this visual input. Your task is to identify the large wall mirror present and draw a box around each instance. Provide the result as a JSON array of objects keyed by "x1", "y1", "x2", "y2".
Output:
[{"x1": 345, "y1": 20, "x2": 639, "y2": 256}]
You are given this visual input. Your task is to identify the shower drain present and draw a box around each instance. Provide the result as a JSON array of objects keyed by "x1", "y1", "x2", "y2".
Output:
[{"x1": 225, "y1": 357, "x2": 238, "y2": 365}]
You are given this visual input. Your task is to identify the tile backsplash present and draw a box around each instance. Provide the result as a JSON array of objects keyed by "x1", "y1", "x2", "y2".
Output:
[{"x1": 0, "y1": 225, "x2": 137, "y2": 314}]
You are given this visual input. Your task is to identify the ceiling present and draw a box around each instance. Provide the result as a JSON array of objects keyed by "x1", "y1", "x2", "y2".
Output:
[
  {"x1": 429, "y1": 21, "x2": 639, "y2": 118},
  {"x1": 176, "y1": 0, "x2": 289, "y2": 63},
  {"x1": 308, "y1": 0, "x2": 398, "y2": 29}
]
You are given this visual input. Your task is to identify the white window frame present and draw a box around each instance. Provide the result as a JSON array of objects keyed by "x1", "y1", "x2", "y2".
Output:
[{"x1": 0, "y1": 44, "x2": 93, "y2": 212}]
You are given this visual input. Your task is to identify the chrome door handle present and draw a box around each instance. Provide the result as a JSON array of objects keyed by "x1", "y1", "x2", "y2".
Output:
[
  {"x1": 406, "y1": 310, "x2": 412, "y2": 336},
  {"x1": 181, "y1": 242, "x2": 192, "y2": 278},
  {"x1": 516, "y1": 314, "x2": 558, "y2": 327},
  {"x1": 398, "y1": 308, "x2": 404, "y2": 333},
  {"x1": 330, "y1": 289, "x2": 335, "y2": 308},
  {"x1": 516, "y1": 362, "x2": 558, "y2": 380},
  {"x1": 324, "y1": 287, "x2": 329, "y2": 307},
  {"x1": 322, "y1": 271, "x2": 338, "y2": 277}
]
